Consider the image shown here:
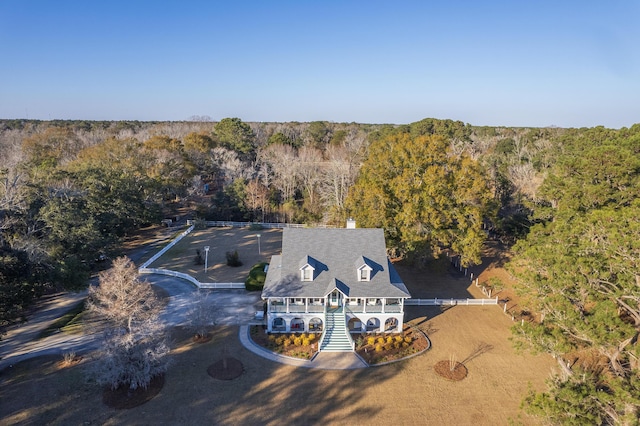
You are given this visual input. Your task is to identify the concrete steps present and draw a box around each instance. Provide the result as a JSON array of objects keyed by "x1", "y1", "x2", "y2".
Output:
[{"x1": 320, "y1": 309, "x2": 353, "y2": 352}]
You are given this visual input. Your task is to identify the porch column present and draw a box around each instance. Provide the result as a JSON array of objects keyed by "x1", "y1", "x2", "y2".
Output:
[
  {"x1": 286, "y1": 298, "x2": 290, "y2": 314},
  {"x1": 363, "y1": 299, "x2": 366, "y2": 314},
  {"x1": 382, "y1": 298, "x2": 385, "y2": 314},
  {"x1": 305, "y1": 298, "x2": 309, "y2": 313}
]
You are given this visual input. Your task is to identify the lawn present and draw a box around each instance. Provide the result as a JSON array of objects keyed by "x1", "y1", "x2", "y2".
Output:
[
  {"x1": 0, "y1": 234, "x2": 555, "y2": 425},
  {"x1": 0, "y1": 310, "x2": 553, "y2": 425}
]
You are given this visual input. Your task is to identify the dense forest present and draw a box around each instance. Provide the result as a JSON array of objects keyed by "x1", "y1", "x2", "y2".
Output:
[{"x1": 1, "y1": 117, "x2": 639, "y2": 422}]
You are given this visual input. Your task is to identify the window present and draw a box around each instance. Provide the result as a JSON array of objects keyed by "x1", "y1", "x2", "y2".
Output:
[
  {"x1": 357, "y1": 265, "x2": 372, "y2": 281},
  {"x1": 301, "y1": 266, "x2": 314, "y2": 281}
]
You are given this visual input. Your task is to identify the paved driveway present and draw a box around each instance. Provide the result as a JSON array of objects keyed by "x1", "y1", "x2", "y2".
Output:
[
  {"x1": 145, "y1": 275, "x2": 264, "y2": 327},
  {"x1": 0, "y1": 275, "x2": 263, "y2": 371}
]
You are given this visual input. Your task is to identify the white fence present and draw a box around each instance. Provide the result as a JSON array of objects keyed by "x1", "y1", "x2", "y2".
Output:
[
  {"x1": 138, "y1": 267, "x2": 245, "y2": 289},
  {"x1": 406, "y1": 297, "x2": 498, "y2": 306},
  {"x1": 186, "y1": 220, "x2": 304, "y2": 229},
  {"x1": 139, "y1": 224, "x2": 195, "y2": 269},
  {"x1": 185, "y1": 220, "x2": 337, "y2": 229}
]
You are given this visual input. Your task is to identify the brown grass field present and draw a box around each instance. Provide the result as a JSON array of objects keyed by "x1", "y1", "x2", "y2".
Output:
[
  {"x1": 151, "y1": 226, "x2": 283, "y2": 283},
  {"x1": 0, "y1": 229, "x2": 555, "y2": 425}
]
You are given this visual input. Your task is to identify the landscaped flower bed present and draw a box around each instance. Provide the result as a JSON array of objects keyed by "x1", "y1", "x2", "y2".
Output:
[
  {"x1": 249, "y1": 327, "x2": 320, "y2": 359},
  {"x1": 354, "y1": 325, "x2": 429, "y2": 365},
  {"x1": 250, "y1": 324, "x2": 429, "y2": 364}
]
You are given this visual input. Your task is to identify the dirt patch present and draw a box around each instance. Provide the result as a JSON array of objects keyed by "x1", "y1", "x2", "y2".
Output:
[
  {"x1": 207, "y1": 358, "x2": 244, "y2": 380},
  {"x1": 434, "y1": 360, "x2": 468, "y2": 381},
  {"x1": 102, "y1": 374, "x2": 165, "y2": 409}
]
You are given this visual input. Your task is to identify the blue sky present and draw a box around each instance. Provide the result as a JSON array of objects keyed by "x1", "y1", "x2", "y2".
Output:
[{"x1": 1, "y1": 1, "x2": 638, "y2": 128}]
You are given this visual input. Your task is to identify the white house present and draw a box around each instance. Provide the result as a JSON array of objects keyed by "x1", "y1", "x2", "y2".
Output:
[{"x1": 261, "y1": 225, "x2": 411, "y2": 351}]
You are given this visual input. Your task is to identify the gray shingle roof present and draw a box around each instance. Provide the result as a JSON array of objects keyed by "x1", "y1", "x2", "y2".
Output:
[{"x1": 261, "y1": 228, "x2": 410, "y2": 299}]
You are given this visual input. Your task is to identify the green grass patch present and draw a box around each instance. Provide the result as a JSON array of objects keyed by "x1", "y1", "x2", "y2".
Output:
[
  {"x1": 37, "y1": 300, "x2": 87, "y2": 339},
  {"x1": 245, "y1": 262, "x2": 268, "y2": 291}
]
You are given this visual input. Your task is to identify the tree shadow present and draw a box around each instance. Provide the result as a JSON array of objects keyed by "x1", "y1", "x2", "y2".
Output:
[
  {"x1": 0, "y1": 325, "x2": 403, "y2": 424},
  {"x1": 460, "y1": 341, "x2": 494, "y2": 365}
]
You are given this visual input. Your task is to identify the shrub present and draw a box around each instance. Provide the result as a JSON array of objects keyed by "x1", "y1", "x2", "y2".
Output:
[
  {"x1": 404, "y1": 336, "x2": 412, "y2": 343},
  {"x1": 268, "y1": 335, "x2": 276, "y2": 342},
  {"x1": 283, "y1": 338, "x2": 292, "y2": 347},
  {"x1": 402, "y1": 342, "x2": 409, "y2": 348},
  {"x1": 226, "y1": 250, "x2": 242, "y2": 267},
  {"x1": 249, "y1": 223, "x2": 263, "y2": 231},
  {"x1": 194, "y1": 249, "x2": 204, "y2": 265},
  {"x1": 367, "y1": 336, "x2": 376, "y2": 346},
  {"x1": 293, "y1": 337, "x2": 302, "y2": 346},
  {"x1": 302, "y1": 338, "x2": 310, "y2": 346},
  {"x1": 377, "y1": 337, "x2": 385, "y2": 345},
  {"x1": 394, "y1": 342, "x2": 401, "y2": 349},
  {"x1": 395, "y1": 335, "x2": 404, "y2": 343},
  {"x1": 308, "y1": 333, "x2": 316, "y2": 341},
  {"x1": 375, "y1": 344, "x2": 383, "y2": 352},
  {"x1": 275, "y1": 336, "x2": 285, "y2": 345},
  {"x1": 384, "y1": 343, "x2": 392, "y2": 351},
  {"x1": 386, "y1": 336, "x2": 393, "y2": 344},
  {"x1": 245, "y1": 262, "x2": 268, "y2": 291}
]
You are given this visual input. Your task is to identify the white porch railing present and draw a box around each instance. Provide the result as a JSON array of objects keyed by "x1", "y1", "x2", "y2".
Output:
[{"x1": 405, "y1": 297, "x2": 498, "y2": 306}]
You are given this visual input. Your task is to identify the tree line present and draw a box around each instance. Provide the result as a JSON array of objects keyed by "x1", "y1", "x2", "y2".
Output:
[
  {"x1": 0, "y1": 117, "x2": 567, "y2": 335},
  {"x1": 3, "y1": 115, "x2": 639, "y2": 421}
]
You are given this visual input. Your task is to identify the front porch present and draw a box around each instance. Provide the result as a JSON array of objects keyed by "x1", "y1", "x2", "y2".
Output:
[
  {"x1": 268, "y1": 296, "x2": 404, "y2": 314},
  {"x1": 269, "y1": 315, "x2": 324, "y2": 333}
]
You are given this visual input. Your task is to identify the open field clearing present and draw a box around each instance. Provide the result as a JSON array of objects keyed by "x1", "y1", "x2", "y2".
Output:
[{"x1": 151, "y1": 227, "x2": 282, "y2": 283}]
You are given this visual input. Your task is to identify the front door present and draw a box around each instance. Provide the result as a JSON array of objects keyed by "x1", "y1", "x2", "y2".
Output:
[{"x1": 329, "y1": 290, "x2": 342, "y2": 307}]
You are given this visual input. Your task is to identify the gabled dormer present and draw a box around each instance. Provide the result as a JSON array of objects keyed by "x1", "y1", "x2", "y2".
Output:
[
  {"x1": 299, "y1": 255, "x2": 317, "y2": 282},
  {"x1": 355, "y1": 256, "x2": 373, "y2": 282}
]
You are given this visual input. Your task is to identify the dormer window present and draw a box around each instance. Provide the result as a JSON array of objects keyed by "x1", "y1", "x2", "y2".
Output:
[
  {"x1": 301, "y1": 264, "x2": 315, "y2": 281},
  {"x1": 357, "y1": 264, "x2": 372, "y2": 282},
  {"x1": 359, "y1": 268, "x2": 368, "y2": 281}
]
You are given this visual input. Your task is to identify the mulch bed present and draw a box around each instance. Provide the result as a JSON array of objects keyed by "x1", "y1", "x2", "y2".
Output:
[
  {"x1": 434, "y1": 360, "x2": 468, "y2": 381},
  {"x1": 102, "y1": 374, "x2": 165, "y2": 409},
  {"x1": 207, "y1": 357, "x2": 244, "y2": 380},
  {"x1": 355, "y1": 325, "x2": 430, "y2": 365}
]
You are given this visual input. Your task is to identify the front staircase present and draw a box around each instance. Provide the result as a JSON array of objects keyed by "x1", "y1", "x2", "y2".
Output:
[{"x1": 319, "y1": 307, "x2": 353, "y2": 352}]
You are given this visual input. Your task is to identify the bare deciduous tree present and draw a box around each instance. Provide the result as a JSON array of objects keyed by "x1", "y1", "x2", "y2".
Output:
[
  {"x1": 245, "y1": 178, "x2": 269, "y2": 221},
  {"x1": 188, "y1": 290, "x2": 213, "y2": 338},
  {"x1": 259, "y1": 143, "x2": 298, "y2": 201},
  {"x1": 87, "y1": 257, "x2": 170, "y2": 390}
]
